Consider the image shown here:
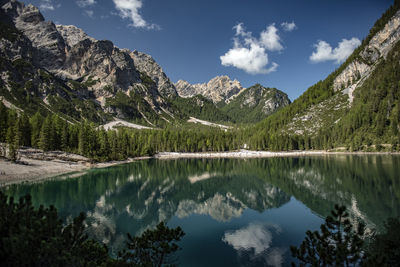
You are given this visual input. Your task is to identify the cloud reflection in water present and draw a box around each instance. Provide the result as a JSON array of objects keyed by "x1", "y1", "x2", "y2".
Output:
[{"x1": 222, "y1": 223, "x2": 285, "y2": 266}]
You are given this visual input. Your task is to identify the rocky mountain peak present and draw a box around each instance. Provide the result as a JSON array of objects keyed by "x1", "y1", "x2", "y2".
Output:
[
  {"x1": 220, "y1": 84, "x2": 290, "y2": 123},
  {"x1": 175, "y1": 75, "x2": 245, "y2": 104},
  {"x1": 129, "y1": 50, "x2": 177, "y2": 98},
  {"x1": 56, "y1": 24, "x2": 95, "y2": 47},
  {"x1": 0, "y1": 0, "x2": 179, "y2": 125},
  {"x1": 1, "y1": 0, "x2": 67, "y2": 72},
  {"x1": 1, "y1": 0, "x2": 25, "y2": 19}
]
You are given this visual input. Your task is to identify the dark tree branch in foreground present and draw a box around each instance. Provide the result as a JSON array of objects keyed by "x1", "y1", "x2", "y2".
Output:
[
  {"x1": 291, "y1": 204, "x2": 400, "y2": 267},
  {"x1": 0, "y1": 191, "x2": 185, "y2": 267},
  {"x1": 291, "y1": 205, "x2": 365, "y2": 267}
]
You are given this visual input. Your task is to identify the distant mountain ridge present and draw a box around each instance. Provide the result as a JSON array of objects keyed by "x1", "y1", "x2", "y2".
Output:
[
  {"x1": 175, "y1": 76, "x2": 290, "y2": 123},
  {"x1": 0, "y1": 0, "x2": 178, "y2": 126},
  {"x1": 175, "y1": 75, "x2": 245, "y2": 104},
  {"x1": 0, "y1": 0, "x2": 290, "y2": 127},
  {"x1": 222, "y1": 84, "x2": 291, "y2": 123}
]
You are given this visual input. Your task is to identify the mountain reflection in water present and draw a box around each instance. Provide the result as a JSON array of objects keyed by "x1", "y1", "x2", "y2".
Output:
[{"x1": 4, "y1": 156, "x2": 400, "y2": 266}]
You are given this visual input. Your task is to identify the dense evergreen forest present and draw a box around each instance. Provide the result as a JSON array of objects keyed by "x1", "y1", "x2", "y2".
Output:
[{"x1": 0, "y1": 102, "x2": 247, "y2": 161}]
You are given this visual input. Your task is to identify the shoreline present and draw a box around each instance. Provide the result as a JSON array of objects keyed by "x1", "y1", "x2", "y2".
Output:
[
  {"x1": 155, "y1": 150, "x2": 400, "y2": 159},
  {"x1": 0, "y1": 146, "x2": 152, "y2": 186},
  {"x1": 1, "y1": 149, "x2": 399, "y2": 186}
]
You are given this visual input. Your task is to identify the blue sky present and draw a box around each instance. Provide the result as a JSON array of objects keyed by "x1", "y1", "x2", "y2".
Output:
[{"x1": 25, "y1": 0, "x2": 392, "y2": 100}]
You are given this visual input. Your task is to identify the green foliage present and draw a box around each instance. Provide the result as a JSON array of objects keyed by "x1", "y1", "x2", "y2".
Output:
[
  {"x1": 0, "y1": 191, "x2": 112, "y2": 266},
  {"x1": 119, "y1": 222, "x2": 185, "y2": 267},
  {"x1": 0, "y1": 102, "x2": 8, "y2": 142},
  {"x1": 83, "y1": 76, "x2": 99, "y2": 87},
  {"x1": 292, "y1": 204, "x2": 400, "y2": 267},
  {"x1": 105, "y1": 91, "x2": 141, "y2": 120},
  {"x1": 332, "y1": 40, "x2": 400, "y2": 147},
  {"x1": 11, "y1": 58, "x2": 33, "y2": 73},
  {"x1": 291, "y1": 205, "x2": 365, "y2": 267},
  {"x1": 140, "y1": 72, "x2": 156, "y2": 89},
  {"x1": 222, "y1": 84, "x2": 290, "y2": 123},
  {"x1": 243, "y1": 2, "x2": 400, "y2": 151},
  {"x1": 364, "y1": 217, "x2": 400, "y2": 266},
  {"x1": 0, "y1": 191, "x2": 185, "y2": 266},
  {"x1": 171, "y1": 95, "x2": 233, "y2": 123},
  {"x1": 104, "y1": 85, "x2": 114, "y2": 93}
]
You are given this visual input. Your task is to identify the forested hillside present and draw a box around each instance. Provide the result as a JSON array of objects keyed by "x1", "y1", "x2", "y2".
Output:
[
  {"x1": 247, "y1": 0, "x2": 400, "y2": 151},
  {"x1": 0, "y1": 103, "x2": 244, "y2": 161},
  {"x1": 221, "y1": 84, "x2": 290, "y2": 123}
]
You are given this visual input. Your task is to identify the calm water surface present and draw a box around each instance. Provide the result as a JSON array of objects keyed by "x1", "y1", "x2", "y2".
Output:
[{"x1": 3, "y1": 156, "x2": 400, "y2": 266}]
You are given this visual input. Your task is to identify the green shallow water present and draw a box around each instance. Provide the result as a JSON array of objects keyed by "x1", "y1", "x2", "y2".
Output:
[{"x1": 3, "y1": 155, "x2": 400, "y2": 266}]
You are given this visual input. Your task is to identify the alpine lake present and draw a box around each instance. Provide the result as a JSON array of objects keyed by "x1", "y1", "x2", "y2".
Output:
[{"x1": 3, "y1": 155, "x2": 400, "y2": 266}]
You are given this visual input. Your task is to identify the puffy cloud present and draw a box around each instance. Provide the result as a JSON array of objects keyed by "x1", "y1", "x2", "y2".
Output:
[
  {"x1": 39, "y1": 0, "x2": 54, "y2": 11},
  {"x1": 310, "y1": 38, "x2": 361, "y2": 64},
  {"x1": 223, "y1": 223, "x2": 285, "y2": 266},
  {"x1": 85, "y1": 10, "x2": 94, "y2": 18},
  {"x1": 76, "y1": 0, "x2": 96, "y2": 8},
  {"x1": 112, "y1": 0, "x2": 159, "y2": 30},
  {"x1": 281, "y1": 21, "x2": 297, "y2": 32},
  {"x1": 220, "y1": 23, "x2": 282, "y2": 75},
  {"x1": 221, "y1": 44, "x2": 278, "y2": 75},
  {"x1": 260, "y1": 24, "x2": 283, "y2": 51},
  {"x1": 223, "y1": 223, "x2": 274, "y2": 254}
]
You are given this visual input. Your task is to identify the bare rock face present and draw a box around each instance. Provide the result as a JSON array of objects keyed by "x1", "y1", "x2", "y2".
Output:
[
  {"x1": 174, "y1": 80, "x2": 198, "y2": 97},
  {"x1": 0, "y1": 0, "x2": 180, "y2": 124},
  {"x1": 56, "y1": 24, "x2": 95, "y2": 47},
  {"x1": 3, "y1": 1, "x2": 66, "y2": 72},
  {"x1": 175, "y1": 75, "x2": 245, "y2": 104},
  {"x1": 333, "y1": 9, "x2": 400, "y2": 103},
  {"x1": 130, "y1": 50, "x2": 177, "y2": 98},
  {"x1": 62, "y1": 39, "x2": 141, "y2": 96}
]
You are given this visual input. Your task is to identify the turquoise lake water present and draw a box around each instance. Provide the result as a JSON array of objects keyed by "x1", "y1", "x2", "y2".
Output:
[{"x1": 3, "y1": 155, "x2": 400, "y2": 266}]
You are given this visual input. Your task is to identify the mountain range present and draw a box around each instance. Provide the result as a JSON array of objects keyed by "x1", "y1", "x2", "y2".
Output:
[
  {"x1": 1, "y1": 0, "x2": 400, "y2": 152},
  {"x1": 0, "y1": 0, "x2": 289, "y2": 127}
]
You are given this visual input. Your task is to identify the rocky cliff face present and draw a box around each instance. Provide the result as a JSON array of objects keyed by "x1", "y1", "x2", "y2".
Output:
[
  {"x1": 333, "y1": 9, "x2": 400, "y2": 103},
  {"x1": 129, "y1": 50, "x2": 177, "y2": 98},
  {"x1": 0, "y1": 0, "x2": 291, "y2": 126},
  {"x1": 2, "y1": 1, "x2": 66, "y2": 72},
  {"x1": 0, "y1": 0, "x2": 177, "y2": 125},
  {"x1": 175, "y1": 75, "x2": 245, "y2": 104}
]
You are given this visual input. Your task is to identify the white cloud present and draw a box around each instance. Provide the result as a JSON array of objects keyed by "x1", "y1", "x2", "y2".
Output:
[
  {"x1": 76, "y1": 0, "x2": 96, "y2": 8},
  {"x1": 260, "y1": 24, "x2": 283, "y2": 51},
  {"x1": 310, "y1": 38, "x2": 361, "y2": 64},
  {"x1": 85, "y1": 10, "x2": 94, "y2": 18},
  {"x1": 39, "y1": 0, "x2": 54, "y2": 11},
  {"x1": 220, "y1": 23, "x2": 282, "y2": 75},
  {"x1": 223, "y1": 223, "x2": 273, "y2": 254},
  {"x1": 223, "y1": 223, "x2": 285, "y2": 266},
  {"x1": 266, "y1": 248, "x2": 285, "y2": 267},
  {"x1": 112, "y1": 0, "x2": 159, "y2": 30},
  {"x1": 281, "y1": 21, "x2": 297, "y2": 32}
]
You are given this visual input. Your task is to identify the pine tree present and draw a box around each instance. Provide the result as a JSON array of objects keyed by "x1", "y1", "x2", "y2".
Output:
[
  {"x1": 291, "y1": 205, "x2": 365, "y2": 267},
  {"x1": 30, "y1": 112, "x2": 44, "y2": 148},
  {"x1": 39, "y1": 117, "x2": 53, "y2": 151},
  {"x1": 6, "y1": 124, "x2": 18, "y2": 162},
  {"x1": 0, "y1": 102, "x2": 8, "y2": 142}
]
